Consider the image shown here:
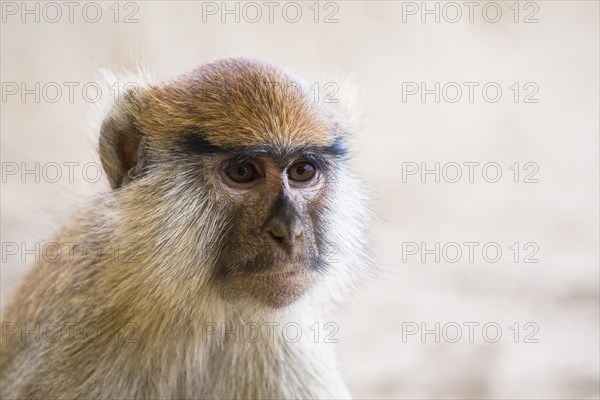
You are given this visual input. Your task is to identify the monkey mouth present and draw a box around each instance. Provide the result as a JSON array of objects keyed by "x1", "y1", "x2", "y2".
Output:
[
  {"x1": 264, "y1": 262, "x2": 315, "y2": 277},
  {"x1": 220, "y1": 263, "x2": 316, "y2": 308},
  {"x1": 254, "y1": 269, "x2": 315, "y2": 308},
  {"x1": 259, "y1": 265, "x2": 309, "y2": 277},
  {"x1": 216, "y1": 252, "x2": 325, "y2": 308},
  {"x1": 254, "y1": 265, "x2": 313, "y2": 283}
]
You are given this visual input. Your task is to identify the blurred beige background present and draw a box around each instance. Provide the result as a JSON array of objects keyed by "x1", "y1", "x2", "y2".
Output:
[{"x1": 1, "y1": 1, "x2": 598, "y2": 398}]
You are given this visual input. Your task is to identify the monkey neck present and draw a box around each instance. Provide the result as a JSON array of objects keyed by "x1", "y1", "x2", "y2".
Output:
[
  {"x1": 113, "y1": 296, "x2": 348, "y2": 398},
  {"x1": 176, "y1": 309, "x2": 347, "y2": 398},
  {"x1": 199, "y1": 325, "x2": 349, "y2": 399}
]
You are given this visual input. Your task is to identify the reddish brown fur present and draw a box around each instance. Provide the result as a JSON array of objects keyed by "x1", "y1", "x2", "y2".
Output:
[{"x1": 120, "y1": 58, "x2": 336, "y2": 149}]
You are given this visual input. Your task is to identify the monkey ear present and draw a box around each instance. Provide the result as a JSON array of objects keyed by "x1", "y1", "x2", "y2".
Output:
[
  {"x1": 94, "y1": 66, "x2": 155, "y2": 189},
  {"x1": 99, "y1": 111, "x2": 149, "y2": 190}
]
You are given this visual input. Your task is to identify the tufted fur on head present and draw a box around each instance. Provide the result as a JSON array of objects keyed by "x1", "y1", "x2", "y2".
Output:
[{"x1": 1, "y1": 57, "x2": 370, "y2": 399}]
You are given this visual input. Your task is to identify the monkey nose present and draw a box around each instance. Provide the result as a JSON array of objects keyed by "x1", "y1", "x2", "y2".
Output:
[{"x1": 265, "y1": 218, "x2": 304, "y2": 256}]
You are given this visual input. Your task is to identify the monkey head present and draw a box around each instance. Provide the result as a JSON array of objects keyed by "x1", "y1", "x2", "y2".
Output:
[{"x1": 99, "y1": 58, "x2": 369, "y2": 310}]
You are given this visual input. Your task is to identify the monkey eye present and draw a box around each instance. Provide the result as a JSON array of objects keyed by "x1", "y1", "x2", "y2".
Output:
[
  {"x1": 225, "y1": 162, "x2": 258, "y2": 183},
  {"x1": 287, "y1": 162, "x2": 316, "y2": 182}
]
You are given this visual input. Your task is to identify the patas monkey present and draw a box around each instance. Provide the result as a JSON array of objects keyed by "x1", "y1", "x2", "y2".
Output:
[{"x1": 0, "y1": 57, "x2": 370, "y2": 399}]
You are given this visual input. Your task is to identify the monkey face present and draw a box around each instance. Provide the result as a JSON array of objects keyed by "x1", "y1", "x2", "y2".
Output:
[
  {"x1": 100, "y1": 58, "x2": 365, "y2": 309},
  {"x1": 200, "y1": 148, "x2": 341, "y2": 308}
]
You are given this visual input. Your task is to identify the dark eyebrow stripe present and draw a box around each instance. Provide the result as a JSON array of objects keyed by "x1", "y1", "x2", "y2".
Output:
[
  {"x1": 183, "y1": 133, "x2": 348, "y2": 159},
  {"x1": 321, "y1": 136, "x2": 348, "y2": 157},
  {"x1": 184, "y1": 134, "x2": 227, "y2": 154}
]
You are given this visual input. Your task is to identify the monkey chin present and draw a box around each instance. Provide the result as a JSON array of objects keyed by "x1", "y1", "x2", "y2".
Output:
[
  {"x1": 258, "y1": 269, "x2": 315, "y2": 308},
  {"x1": 224, "y1": 267, "x2": 316, "y2": 309}
]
